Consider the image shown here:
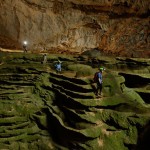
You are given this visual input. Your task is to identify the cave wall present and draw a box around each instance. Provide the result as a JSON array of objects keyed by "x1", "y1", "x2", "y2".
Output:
[{"x1": 0, "y1": 0, "x2": 149, "y2": 57}]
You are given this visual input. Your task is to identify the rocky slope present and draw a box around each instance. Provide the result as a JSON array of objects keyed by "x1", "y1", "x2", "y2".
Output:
[
  {"x1": 0, "y1": 0, "x2": 149, "y2": 57},
  {"x1": 0, "y1": 52, "x2": 150, "y2": 150}
]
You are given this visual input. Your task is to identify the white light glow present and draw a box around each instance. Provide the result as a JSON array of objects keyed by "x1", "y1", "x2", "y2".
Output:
[{"x1": 23, "y1": 41, "x2": 28, "y2": 45}]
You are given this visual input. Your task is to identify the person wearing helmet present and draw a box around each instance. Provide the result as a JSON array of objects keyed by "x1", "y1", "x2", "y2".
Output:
[
  {"x1": 23, "y1": 43, "x2": 27, "y2": 53},
  {"x1": 95, "y1": 67, "x2": 105, "y2": 97}
]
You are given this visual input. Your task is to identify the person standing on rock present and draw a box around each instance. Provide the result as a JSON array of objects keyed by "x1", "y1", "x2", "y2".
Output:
[
  {"x1": 23, "y1": 41, "x2": 28, "y2": 53},
  {"x1": 55, "y1": 60, "x2": 62, "y2": 73},
  {"x1": 94, "y1": 67, "x2": 105, "y2": 97},
  {"x1": 43, "y1": 54, "x2": 47, "y2": 64}
]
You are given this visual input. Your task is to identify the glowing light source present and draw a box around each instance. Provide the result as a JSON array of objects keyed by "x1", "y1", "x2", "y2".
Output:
[{"x1": 23, "y1": 41, "x2": 28, "y2": 45}]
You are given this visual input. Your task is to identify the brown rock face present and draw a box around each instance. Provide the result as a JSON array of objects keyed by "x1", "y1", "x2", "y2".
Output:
[{"x1": 0, "y1": 0, "x2": 149, "y2": 57}]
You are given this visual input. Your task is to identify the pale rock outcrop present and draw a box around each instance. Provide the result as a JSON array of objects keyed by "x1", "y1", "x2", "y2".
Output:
[{"x1": 0, "y1": 0, "x2": 149, "y2": 56}]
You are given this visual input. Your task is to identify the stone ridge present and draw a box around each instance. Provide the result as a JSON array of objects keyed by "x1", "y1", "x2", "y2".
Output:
[
  {"x1": 0, "y1": 52, "x2": 150, "y2": 149},
  {"x1": 46, "y1": 67, "x2": 150, "y2": 149}
]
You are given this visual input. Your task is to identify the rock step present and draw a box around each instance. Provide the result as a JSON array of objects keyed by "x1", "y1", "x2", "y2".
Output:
[
  {"x1": 0, "y1": 79, "x2": 34, "y2": 86},
  {"x1": 0, "y1": 100, "x2": 15, "y2": 104},
  {"x1": 0, "y1": 116, "x2": 28, "y2": 124},
  {"x1": 61, "y1": 106, "x2": 97, "y2": 125},
  {"x1": 48, "y1": 104, "x2": 96, "y2": 130},
  {"x1": 49, "y1": 85, "x2": 97, "y2": 108},
  {"x1": 0, "y1": 133, "x2": 28, "y2": 143},
  {"x1": 0, "y1": 73, "x2": 36, "y2": 78},
  {"x1": 52, "y1": 84, "x2": 95, "y2": 99},
  {"x1": 45, "y1": 88, "x2": 87, "y2": 109},
  {"x1": 0, "y1": 89, "x2": 25, "y2": 94},
  {"x1": 0, "y1": 121, "x2": 30, "y2": 131},
  {"x1": 0, "y1": 125, "x2": 40, "y2": 142},
  {"x1": 0, "y1": 92, "x2": 34, "y2": 101},
  {"x1": 51, "y1": 86, "x2": 136, "y2": 109},
  {"x1": 0, "y1": 111, "x2": 18, "y2": 117},
  {"x1": 49, "y1": 76, "x2": 93, "y2": 93},
  {"x1": 47, "y1": 107, "x2": 103, "y2": 139},
  {"x1": 0, "y1": 124, "x2": 40, "y2": 138},
  {"x1": 50, "y1": 72, "x2": 90, "y2": 85},
  {"x1": 0, "y1": 97, "x2": 33, "y2": 102},
  {"x1": 0, "y1": 85, "x2": 30, "y2": 90}
]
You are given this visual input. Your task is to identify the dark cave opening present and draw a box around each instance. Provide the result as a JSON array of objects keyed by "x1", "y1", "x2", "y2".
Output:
[
  {"x1": 136, "y1": 121, "x2": 150, "y2": 150},
  {"x1": 137, "y1": 92, "x2": 150, "y2": 104},
  {"x1": 119, "y1": 73, "x2": 150, "y2": 88},
  {"x1": 119, "y1": 73, "x2": 150, "y2": 104}
]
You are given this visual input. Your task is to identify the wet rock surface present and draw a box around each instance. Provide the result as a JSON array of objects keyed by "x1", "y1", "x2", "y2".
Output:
[{"x1": 0, "y1": 52, "x2": 150, "y2": 150}]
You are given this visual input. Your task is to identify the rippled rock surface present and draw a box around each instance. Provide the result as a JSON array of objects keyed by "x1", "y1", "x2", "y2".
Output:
[{"x1": 0, "y1": 52, "x2": 150, "y2": 150}]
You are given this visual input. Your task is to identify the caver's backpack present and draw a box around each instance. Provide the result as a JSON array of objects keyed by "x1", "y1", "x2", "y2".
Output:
[{"x1": 93, "y1": 72, "x2": 99, "y2": 83}]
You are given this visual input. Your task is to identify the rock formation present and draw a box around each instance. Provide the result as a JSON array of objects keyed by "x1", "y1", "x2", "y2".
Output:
[
  {"x1": 0, "y1": 52, "x2": 150, "y2": 149},
  {"x1": 0, "y1": 0, "x2": 149, "y2": 57}
]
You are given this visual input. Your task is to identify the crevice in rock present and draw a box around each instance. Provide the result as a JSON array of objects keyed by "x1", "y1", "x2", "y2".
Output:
[
  {"x1": 135, "y1": 121, "x2": 150, "y2": 150},
  {"x1": 71, "y1": 3, "x2": 149, "y2": 18},
  {"x1": 20, "y1": 0, "x2": 46, "y2": 13},
  {"x1": 119, "y1": 73, "x2": 150, "y2": 88},
  {"x1": 105, "y1": 119, "x2": 127, "y2": 131},
  {"x1": 137, "y1": 92, "x2": 150, "y2": 104},
  {"x1": 124, "y1": 143, "x2": 136, "y2": 150}
]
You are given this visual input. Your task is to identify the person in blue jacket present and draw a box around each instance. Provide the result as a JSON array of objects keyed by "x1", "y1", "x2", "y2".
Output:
[
  {"x1": 95, "y1": 67, "x2": 105, "y2": 97},
  {"x1": 55, "y1": 60, "x2": 62, "y2": 73}
]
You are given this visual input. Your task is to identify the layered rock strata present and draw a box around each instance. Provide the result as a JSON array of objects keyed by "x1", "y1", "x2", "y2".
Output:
[
  {"x1": 0, "y1": 0, "x2": 149, "y2": 57},
  {"x1": 0, "y1": 52, "x2": 150, "y2": 149}
]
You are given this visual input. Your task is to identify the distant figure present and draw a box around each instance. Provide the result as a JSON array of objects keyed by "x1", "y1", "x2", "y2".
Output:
[
  {"x1": 94, "y1": 67, "x2": 105, "y2": 97},
  {"x1": 23, "y1": 43, "x2": 27, "y2": 53},
  {"x1": 43, "y1": 54, "x2": 47, "y2": 64},
  {"x1": 55, "y1": 60, "x2": 62, "y2": 73}
]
